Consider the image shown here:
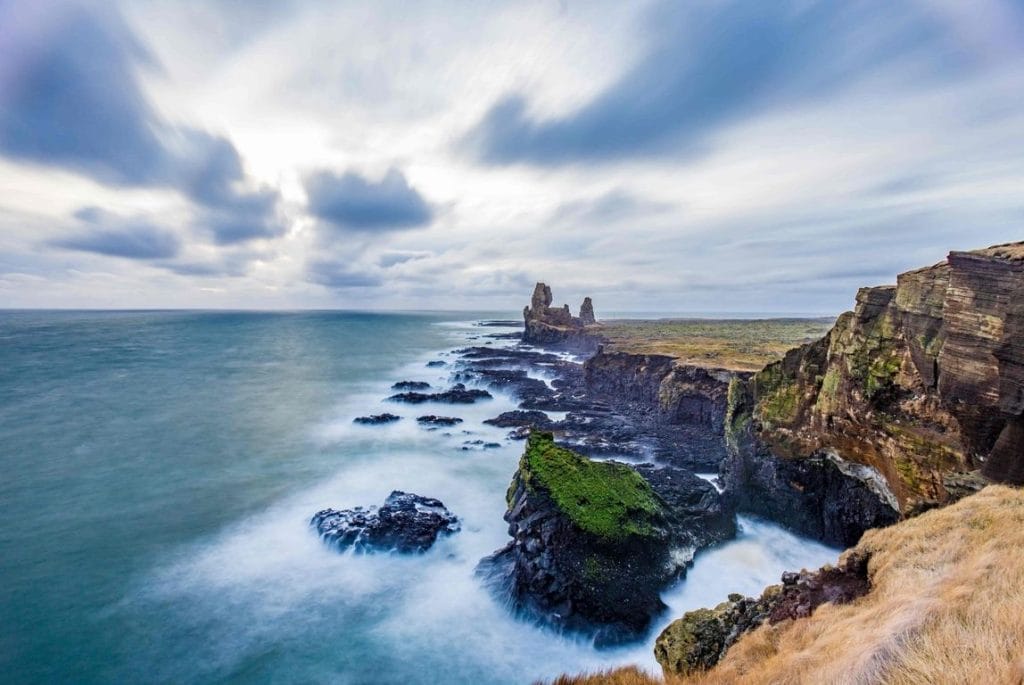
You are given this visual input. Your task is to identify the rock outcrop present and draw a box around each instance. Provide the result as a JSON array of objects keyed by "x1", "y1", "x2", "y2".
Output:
[
  {"x1": 584, "y1": 351, "x2": 736, "y2": 470},
  {"x1": 311, "y1": 491, "x2": 460, "y2": 553},
  {"x1": 721, "y1": 242, "x2": 1024, "y2": 543},
  {"x1": 477, "y1": 432, "x2": 734, "y2": 644},
  {"x1": 388, "y1": 383, "x2": 492, "y2": 404},
  {"x1": 353, "y1": 413, "x2": 402, "y2": 425},
  {"x1": 654, "y1": 549, "x2": 871, "y2": 677},
  {"x1": 523, "y1": 283, "x2": 599, "y2": 350}
]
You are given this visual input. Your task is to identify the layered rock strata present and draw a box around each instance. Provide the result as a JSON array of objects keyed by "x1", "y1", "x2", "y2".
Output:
[{"x1": 721, "y1": 242, "x2": 1024, "y2": 544}]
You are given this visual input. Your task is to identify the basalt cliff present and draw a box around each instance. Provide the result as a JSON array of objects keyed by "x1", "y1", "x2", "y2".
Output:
[{"x1": 721, "y1": 241, "x2": 1024, "y2": 545}]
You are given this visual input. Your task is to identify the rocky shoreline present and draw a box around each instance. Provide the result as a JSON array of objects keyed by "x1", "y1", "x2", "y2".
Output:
[{"x1": 316, "y1": 241, "x2": 1024, "y2": 670}]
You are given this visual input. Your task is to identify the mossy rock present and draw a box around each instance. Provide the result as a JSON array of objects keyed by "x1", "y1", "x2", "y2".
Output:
[
  {"x1": 519, "y1": 431, "x2": 664, "y2": 542},
  {"x1": 654, "y1": 606, "x2": 729, "y2": 676}
]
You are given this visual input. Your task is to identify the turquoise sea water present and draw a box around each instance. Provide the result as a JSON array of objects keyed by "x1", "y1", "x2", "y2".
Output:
[{"x1": 0, "y1": 311, "x2": 837, "y2": 684}]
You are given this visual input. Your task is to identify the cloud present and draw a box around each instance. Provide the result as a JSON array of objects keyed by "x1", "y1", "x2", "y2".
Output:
[
  {"x1": 307, "y1": 260, "x2": 382, "y2": 288},
  {"x1": 50, "y1": 207, "x2": 181, "y2": 259},
  {"x1": 377, "y1": 250, "x2": 432, "y2": 268},
  {"x1": 549, "y1": 189, "x2": 674, "y2": 226},
  {"x1": 463, "y1": 1, "x2": 979, "y2": 165},
  {"x1": 0, "y1": 1, "x2": 284, "y2": 243},
  {"x1": 305, "y1": 168, "x2": 432, "y2": 231}
]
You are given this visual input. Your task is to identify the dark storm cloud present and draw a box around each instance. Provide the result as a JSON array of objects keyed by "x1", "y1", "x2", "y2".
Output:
[
  {"x1": 50, "y1": 208, "x2": 181, "y2": 260},
  {"x1": 305, "y1": 168, "x2": 433, "y2": 231},
  {"x1": 0, "y1": 1, "x2": 284, "y2": 242},
  {"x1": 464, "y1": 1, "x2": 972, "y2": 165}
]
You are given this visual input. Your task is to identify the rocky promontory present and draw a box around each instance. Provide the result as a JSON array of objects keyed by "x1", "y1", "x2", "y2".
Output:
[{"x1": 477, "y1": 431, "x2": 734, "y2": 644}]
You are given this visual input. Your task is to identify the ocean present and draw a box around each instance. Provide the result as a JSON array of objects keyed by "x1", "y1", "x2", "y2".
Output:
[{"x1": 0, "y1": 311, "x2": 837, "y2": 684}]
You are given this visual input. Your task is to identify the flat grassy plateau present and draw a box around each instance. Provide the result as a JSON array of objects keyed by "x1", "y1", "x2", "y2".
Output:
[{"x1": 592, "y1": 318, "x2": 836, "y2": 372}]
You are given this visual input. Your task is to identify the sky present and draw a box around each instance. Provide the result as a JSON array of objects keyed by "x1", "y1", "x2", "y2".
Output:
[{"x1": 1, "y1": 0, "x2": 1023, "y2": 313}]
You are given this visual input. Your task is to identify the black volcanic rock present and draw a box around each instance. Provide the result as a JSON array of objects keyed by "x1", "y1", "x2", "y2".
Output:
[
  {"x1": 311, "y1": 491, "x2": 460, "y2": 553},
  {"x1": 477, "y1": 432, "x2": 735, "y2": 645},
  {"x1": 483, "y1": 410, "x2": 552, "y2": 429},
  {"x1": 426, "y1": 360, "x2": 446, "y2": 368},
  {"x1": 388, "y1": 383, "x2": 492, "y2": 404},
  {"x1": 391, "y1": 381, "x2": 431, "y2": 390},
  {"x1": 353, "y1": 413, "x2": 402, "y2": 425},
  {"x1": 417, "y1": 415, "x2": 464, "y2": 427}
]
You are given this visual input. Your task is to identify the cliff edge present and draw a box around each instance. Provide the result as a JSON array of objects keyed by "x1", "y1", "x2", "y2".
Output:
[{"x1": 722, "y1": 242, "x2": 1024, "y2": 542}]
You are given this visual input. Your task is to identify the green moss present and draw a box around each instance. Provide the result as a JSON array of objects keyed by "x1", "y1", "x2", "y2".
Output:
[
  {"x1": 724, "y1": 376, "x2": 753, "y2": 449},
  {"x1": 520, "y1": 432, "x2": 663, "y2": 541},
  {"x1": 814, "y1": 367, "x2": 842, "y2": 414},
  {"x1": 865, "y1": 352, "x2": 902, "y2": 398},
  {"x1": 583, "y1": 555, "x2": 605, "y2": 582},
  {"x1": 757, "y1": 383, "x2": 802, "y2": 426}
]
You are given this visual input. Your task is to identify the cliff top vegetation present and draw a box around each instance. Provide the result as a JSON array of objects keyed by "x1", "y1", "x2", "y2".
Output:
[{"x1": 593, "y1": 318, "x2": 834, "y2": 372}]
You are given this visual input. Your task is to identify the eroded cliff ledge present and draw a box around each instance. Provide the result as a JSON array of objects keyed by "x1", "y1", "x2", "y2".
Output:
[{"x1": 722, "y1": 242, "x2": 1024, "y2": 543}]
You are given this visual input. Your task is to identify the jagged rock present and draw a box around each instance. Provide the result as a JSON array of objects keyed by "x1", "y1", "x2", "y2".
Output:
[
  {"x1": 579, "y1": 297, "x2": 596, "y2": 325},
  {"x1": 353, "y1": 413, "x2": 402, "y2": 425},
  {"x1": 477, "y1": 432, "x2": 735, "y2": 645},
  {"x1": 388, "y1": 383, "x2": 492, "y2": 404},
  {"x1": 585, "y1": 352, "x2": 735, "y2": 470},
  {"x1": 720, "y1": 242, "x2": 1024, "y2": 542},
  {"x1": 655, "y1": 550, "x2": 871, "y2": 676},
  {"x1": 461, "y1": 439, "x2": 502, "y2": 450},
  {"x1": 391, "y1": 381, "x2": 431, "y2": 390},
  {"x1": 417, "y1": 415, "x2": 463, "y2": 427},
  {"x1": 311, "y1": 491, "x2": 460, "y2": 554},
  {"x1": 483, "y1": 410, "x2": 552, "y2": 428},
  {"x1": 454, "y1": 367, "x2": 551, "y2": 401},
  {"x1": 426, "y1": 360, "x2": 446, "y2": 368},
  {"x1": 522, "y1": 282, "x2": 599, "y2": 350}
]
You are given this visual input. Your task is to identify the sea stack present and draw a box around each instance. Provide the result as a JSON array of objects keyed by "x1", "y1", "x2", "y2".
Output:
[{"x1": 522, "y1": 282, "x2": 598, "y2": 349}]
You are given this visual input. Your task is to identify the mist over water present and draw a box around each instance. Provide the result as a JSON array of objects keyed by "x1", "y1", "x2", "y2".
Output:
[{"x1": 0, "y1": 312, "x2": 837, "y2": 684}]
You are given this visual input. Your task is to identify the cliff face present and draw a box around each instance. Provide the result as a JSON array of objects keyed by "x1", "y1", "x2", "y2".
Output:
[
  {"x1": 584, "y1": 351, "x2": 735, "y2": 470},
  {"x1": 722, "y1": 242, "x2": 1024, "y2": 535},
  {"x1": 523, "y1": 282, "x2": 599, "y2": 350}
]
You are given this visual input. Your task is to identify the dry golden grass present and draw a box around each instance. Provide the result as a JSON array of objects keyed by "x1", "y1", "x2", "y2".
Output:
[
  {"x1": 593, "y1": 319, "x2": 834, "y2": 372},
  {"x1": 541, "y1": 666, "x2": 669, "y2": 685},
  {"x1": 548, "y1": 486, "x2": 1024, "y2": 685}
]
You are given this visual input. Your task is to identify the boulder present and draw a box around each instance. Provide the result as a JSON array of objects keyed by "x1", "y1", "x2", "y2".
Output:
[
  {"x1": 391, "y1": 381, "x2": 431, "y2": 390},
  {"x1": 417, "y1": 415, "x2": 463, "y2": 427},
  {"x1": 311, "y1": 491, "x2": 460, "y2": 554},
  {"x1": 353, "y1": 413, "x2": 402, "y2": 425}
]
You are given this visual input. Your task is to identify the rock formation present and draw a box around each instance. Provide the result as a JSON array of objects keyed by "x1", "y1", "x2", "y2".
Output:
[
  {"x1": 477, "y1": 431, "x2": 734, "y2": 645},
  {"x1": 311, "y1": 491, "x2": 460, "y2": 553},
  {"x1": 387, "y1": 383, "x2": 492, "y2": 404},
  {"x1": 522, "y1": 282, "x2": 598, "y2": 349},
  {"x1": 654, "y1": 550, "x2": 871, "y2": 676},
  {"x1": 721, "y1": 241, "x2": 1024, "y2": 544}
]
